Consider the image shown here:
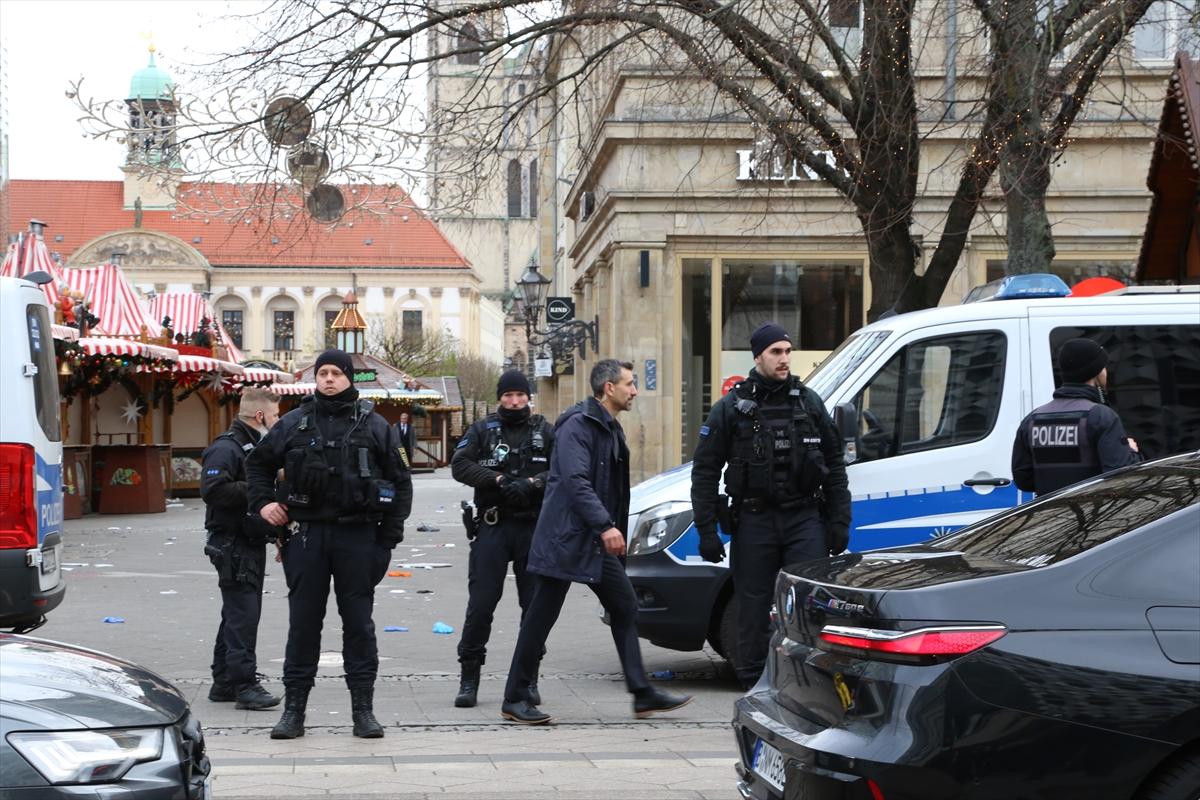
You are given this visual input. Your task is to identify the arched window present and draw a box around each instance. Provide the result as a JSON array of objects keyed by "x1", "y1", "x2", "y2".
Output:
[
  {"x1": 456, "y1": 22, "x2": 482, "y2": 65},
  {"x1": 507, "y1": 159, "x2": 523, "y2": 218},
  {"x1": 527, "y1": 159, "x2": 538, "y2": 219}
]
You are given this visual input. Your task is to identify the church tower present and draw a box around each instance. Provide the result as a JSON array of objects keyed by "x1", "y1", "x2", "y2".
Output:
[{"x1": 122, "y1": 45, "x2": 181, "y2": 210}]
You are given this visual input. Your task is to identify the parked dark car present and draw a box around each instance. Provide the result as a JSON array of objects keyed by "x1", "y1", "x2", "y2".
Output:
[
  {"x1": 0, "y1": 635, "x2": 211, "y2": 798},
  {"x1": 733, "y1": 452, "x2": 1200, "y2": 800}
]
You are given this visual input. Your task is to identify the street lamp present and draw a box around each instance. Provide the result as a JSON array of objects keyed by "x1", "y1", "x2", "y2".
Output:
[{"x1": 514, "y1": 259, "x2": 599, "y2": 359}]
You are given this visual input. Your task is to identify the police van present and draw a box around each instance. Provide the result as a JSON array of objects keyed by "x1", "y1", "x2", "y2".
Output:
[
  {"x1": 0, "y1": 273, "x2": 66, "y2": 631},
  {"x1": 623, "y1": 276, "x2": 1200, "y2": 663}
]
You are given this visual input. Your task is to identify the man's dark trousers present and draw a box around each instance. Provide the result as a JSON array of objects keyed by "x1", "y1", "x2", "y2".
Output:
[
  {"x1": 458, "y1": 516, "x2": 536, "y2": 665},
  {"x1": 280, "y1": 522, "x2": 392, "y2": 690},
  {"x1": 505, "y1": 553, "x2": 650, "y2": 702},
  {"x1": 211, "y1": 540, "x2": 267, "y2": 687},
  {"x1": 732, "y1": 504, "x2": 826, "y2": 687}
]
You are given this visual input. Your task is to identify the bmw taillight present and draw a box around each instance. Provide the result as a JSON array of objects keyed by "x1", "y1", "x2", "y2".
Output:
[
  {"x1": 818, "y1": 624, "x2": 1006, "y2": 663},
  {"x1": 0, "y1": 443, "x2": 37, "y2": 549}
]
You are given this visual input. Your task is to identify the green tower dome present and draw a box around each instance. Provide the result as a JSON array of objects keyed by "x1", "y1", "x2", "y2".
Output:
[{"x1": 128, "y1": 48, "x2": 174, "y2": 102}]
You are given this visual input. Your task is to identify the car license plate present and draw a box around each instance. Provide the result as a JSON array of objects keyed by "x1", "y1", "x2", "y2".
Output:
[
  {"x1": 752, "y1": 737, "x2": 786, "y2": 792},
  {"x1": 40, "y1": 546, "x2": 57, "y2": 575}
]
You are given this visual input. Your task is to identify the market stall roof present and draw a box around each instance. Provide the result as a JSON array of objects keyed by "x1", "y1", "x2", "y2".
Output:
[
  {"x1": 266, "y1": 383, "x2": 444, "y2": 405},
  {"x1": 2, "y1": 232, "x2": 65, "y2": 300},
  {"x1": 147, "y1": 292, "x2": 245, "y2": 363},
  {"x1": 77, "y1": 336, "x2": 178, "y2": 360},
  {"x1": 293, "y1": 352, "x2": 442, "y2": 404},
  {"x1": 59, "y1": 262, "x2": 163, "y2": 338},
  {"x1": 241, "y1": 367, "x2": 296, "y2": 384}
]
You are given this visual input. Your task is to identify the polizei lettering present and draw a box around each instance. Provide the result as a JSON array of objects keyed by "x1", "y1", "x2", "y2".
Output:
[{"x1": 1032, "y1": 423, "x2": 1080, "y2": 447}]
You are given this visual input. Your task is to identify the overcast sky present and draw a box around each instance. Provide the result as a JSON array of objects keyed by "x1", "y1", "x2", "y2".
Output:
[{"x1": 2, "y1": 0, "x2": 254, "y2": 180}]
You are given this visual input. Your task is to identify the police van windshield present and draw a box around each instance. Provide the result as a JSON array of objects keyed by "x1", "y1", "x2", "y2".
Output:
[{"x1": 805, "y1": 330, "x2": 891, "y2": 401}]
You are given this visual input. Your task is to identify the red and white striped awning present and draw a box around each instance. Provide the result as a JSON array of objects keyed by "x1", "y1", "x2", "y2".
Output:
[
  {"x1": 77, "y1": 337, "x2": 179, "y2": 360},
  {"x1": 52, "y1": 324, "x2": 78, "y2": 341},
  {"x1": 269, "y1": 382, "x2": 317, "y2": 396},
  {"x1": 176, "y1": 354, "x2": 244, "y2": 375},
  {"x1": 147, "y1": 293, "x2": 245, "y2": 363},
  {"x1": 1, "y1": 235, "x2": 66, "y2": 302},
  {"x1": 241, "y1": 368, "x2": 295, "y2": 384},
  {"x1": 59, "y1": 263, "x2": 163, "y2": 338}
]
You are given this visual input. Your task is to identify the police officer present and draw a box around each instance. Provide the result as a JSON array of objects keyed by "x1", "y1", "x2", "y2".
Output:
[
  {"x1": 246, "y1": 349, "x2": 412, "y2": 740},
  {"x1": 1012, "y1": 338, "x2": 1141, "y2": 495},
  {"x1": 690, "y1": 322, "x2": 851, "y2": 690},
  {"x1": 203, "y1": 387, "x2": 281, "y2": 711},
  {"x1": 450, "y1": 370, "x2": 554, "y2": 708}
]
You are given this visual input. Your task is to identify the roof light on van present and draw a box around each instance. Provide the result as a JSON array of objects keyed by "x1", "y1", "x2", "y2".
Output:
[{"x1": 964, "y1": 274, "x2": 1071, "y2": 303}]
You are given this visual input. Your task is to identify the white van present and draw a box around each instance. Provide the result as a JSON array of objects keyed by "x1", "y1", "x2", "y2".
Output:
[
  {"x1": 623, "y1": 277, "x2": 1200, "y2": 661},
  {"x1": 0, "y1": 274, "x2": 65, "y2": 631}
]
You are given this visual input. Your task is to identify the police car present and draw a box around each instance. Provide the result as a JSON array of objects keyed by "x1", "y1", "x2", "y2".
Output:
[
  {"x1": 623, "y1": 275, "x2": 1200, "y2": 663},
  {"x1": 0, "y1": 273, "x2": 66, "y2": 631}
]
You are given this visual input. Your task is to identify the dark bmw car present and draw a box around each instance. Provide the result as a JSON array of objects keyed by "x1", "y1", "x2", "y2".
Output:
[
  {"x1": 733, "y1": 452, "x2": 1200, "y2": 800},
  {"x1": 0, "y1": 635, "x2": 211, "y2": 798}
]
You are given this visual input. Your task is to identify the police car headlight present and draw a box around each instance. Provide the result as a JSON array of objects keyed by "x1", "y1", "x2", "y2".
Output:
[
  {"x1": 628, "y1": 502, "x2": 694, "y2": 556},
  {"x1": 7, "y1": 727, "x2": 164, "y2": 784}
]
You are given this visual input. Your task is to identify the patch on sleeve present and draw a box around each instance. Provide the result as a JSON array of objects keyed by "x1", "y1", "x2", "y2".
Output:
[
  {"x1": 205, "y1": 468, "x2": 221, "y2": 476},
  {"x1": 397, "y1": 447, "x2": 410, "y2": 469},
  {"x1": 455, "y1": 438, "x2": 470, "y2": 450},
  {"x1": 699, "y1": 425, "x2": 711, "y2": 437}
]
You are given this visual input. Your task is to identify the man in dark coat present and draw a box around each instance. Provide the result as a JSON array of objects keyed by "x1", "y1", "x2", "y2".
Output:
[
  {"x1": 500, "y1": 359, "x2": 692, "y2": 725},
  {"x1": 202, "y1": 387, "x2": 281, "y2": 711},
  {"x1": 395, "y1": 411, "x2": 416, "y2": 464},
  {"x1": 1012, "y1": 338, "x2": 1141, "y2": 495}
]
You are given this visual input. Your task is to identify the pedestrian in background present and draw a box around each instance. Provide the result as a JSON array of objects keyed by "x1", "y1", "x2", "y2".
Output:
[
  {"x1": 246, "y1": 349, "x2": 412, "y2": 740},
  {"x1": 501, "y1": 359, "x2": 692, "y2": 725},
  {"x1": 202, "y1": 387, "x2": 282, "y2": 711},
  {"x1": 395, "y1": 410, "x2": 415, "y2": 465},
  {"x1": 690, "y1": 322, "x2": 851, "y2": 690},
  {"x1": 450, "y1": 370, "x2": 554, "y2": 708},
  {"x1": 1012, "y1": 338, "x2": 1141, "y2": 496}
]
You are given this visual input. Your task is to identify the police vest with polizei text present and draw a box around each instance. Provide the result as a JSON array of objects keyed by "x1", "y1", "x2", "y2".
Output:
[
  {"x1": 724, "y1": 378, "x2": 828, "y2": 506},
  {"x1": 281, "y1": 399, "x2": 389, "y2": 521},
  {"x1": 1027, "y1": 397, "x2": 1101, "y2": 495},
  {"x1": 472, "y1": 414, "x2": 550, "y2": 508}
]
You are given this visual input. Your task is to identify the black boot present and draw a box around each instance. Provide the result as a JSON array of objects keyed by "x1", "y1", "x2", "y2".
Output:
[
  {"x1": 270, "y1": 687, "x2": 309, "y2": 739},
  {"x1": 236, "y1": 682, "x2": 281, "y2": 710},
  {"x1": 350, "y1": 686, "x2": 384, "y2": 738},
  {"x1": 454, "y1": 661, "x2": 481, "y2": 708}
]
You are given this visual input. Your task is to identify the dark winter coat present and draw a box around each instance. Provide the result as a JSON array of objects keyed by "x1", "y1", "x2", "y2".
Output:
[{"x1": 526, "y1": 397, "x2": 630, "y2": 584}]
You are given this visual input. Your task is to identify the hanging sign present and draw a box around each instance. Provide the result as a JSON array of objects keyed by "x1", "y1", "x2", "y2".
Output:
[
  {"x1": 545, "y1": 297, "x2": 575, "y2": 324},
  {"x1": 534, "y1": 358, "x2": 553, "y2": 378},
  {"x1": 352, "y1": 369, "x2": 377, "y2": 383}
]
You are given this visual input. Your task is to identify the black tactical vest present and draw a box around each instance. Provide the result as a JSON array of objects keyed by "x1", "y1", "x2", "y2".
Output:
[
  {"x1": 280, "y1": 399, "x2": 390, "y2": 521},
  {"x1": 724, "y1": 378, "x2": 828, "y2": 506},
  {"x1": 473, "y1": 413, "x2": 550, "y2": 509},
  {"x1": 203, "y1": 427, "x2": 255, "y2": 535},
  {"x1": 1027, "y1": 397, "x2": 1101, "y2": 495}
]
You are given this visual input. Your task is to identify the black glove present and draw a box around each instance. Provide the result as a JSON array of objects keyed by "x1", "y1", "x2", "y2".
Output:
[
  {"x1": 697, "y1": 529, "x2": 726, "y2": 564},
  {"x1": 377, "y1": 521, "x2": 404, "y2": 549},
  {"x1": 298, "y1": 452, "x2": 329, "y2": 494},
  {"x1": 502, "y1": 478, "x2": 534, "y2": 507},
  {"x1": 827, "y1": 523, "x2": 850, "y2": 555}
]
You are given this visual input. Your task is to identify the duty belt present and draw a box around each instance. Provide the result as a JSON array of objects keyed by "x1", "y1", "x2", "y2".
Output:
[{"x1": 740, "y1": 495, "x2": 819, "y2": 514}]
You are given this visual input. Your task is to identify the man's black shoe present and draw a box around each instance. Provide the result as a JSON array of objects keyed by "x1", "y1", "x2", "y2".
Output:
[
  {"x1": 235, "y1": 683, "x2": 281, "y2": 710},
  {"x1": 501, "y1": 699, "x2": 552, "y2": 725},
  {"x1": 208, "y1": 682, "x2": 236, "y2": 702},
  {"x1": 527, "y1": 682, "x2": 541, "y2": 707},
  {"x1": 633, "y1": 687, "x2": 693, "y2": 719}
]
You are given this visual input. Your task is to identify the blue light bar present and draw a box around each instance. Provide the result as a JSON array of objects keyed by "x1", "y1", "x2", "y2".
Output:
[{"x1": 964, "y1": 273, "x2": 1072, "y2": 303}]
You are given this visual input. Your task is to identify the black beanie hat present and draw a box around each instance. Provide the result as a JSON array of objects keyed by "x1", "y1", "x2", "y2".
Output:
[
  {"x1": 497, "y1": 370, "x2": 532, "y2": 399},
  {"x1": 313, "y1": 348, "x2": 354, "y2": 378},
  {"x1": 1058, "y1": 338, "x2": 1108, "y2": 383},
  {"x1": 750, "y1": 322, "x2": 792, "y2": 358}
]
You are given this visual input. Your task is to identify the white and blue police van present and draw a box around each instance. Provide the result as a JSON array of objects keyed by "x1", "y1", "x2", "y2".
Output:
[
  {"x1": 0, "y1": 272, "x2": 66, "y2": 631},
  {"x1": 623, "y1": 275, "x2": 1200, "y2": 663}
]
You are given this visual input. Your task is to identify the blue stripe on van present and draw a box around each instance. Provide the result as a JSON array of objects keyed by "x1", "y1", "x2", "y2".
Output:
[{"x1": 36, "y1": 453, "x2": 63, "y2": 544}]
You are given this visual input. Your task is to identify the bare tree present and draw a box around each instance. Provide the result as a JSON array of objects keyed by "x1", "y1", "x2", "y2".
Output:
[
  {"x1": 455, "y1": 353, "x2": 503, "y2": 423},
  {"x1": 71, "y1": 0, "x2": 1176, "y2": 314},
  {"x1": 367, "y1": 317, "x2": 458, "y2": 376}
]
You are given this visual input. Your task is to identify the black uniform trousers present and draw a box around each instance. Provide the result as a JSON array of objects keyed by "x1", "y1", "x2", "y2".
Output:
[
  {"x1": 732, "y1": 504, "x2": 826, "y2": 687},
  {"x1": 210, "y1": 540, "x2": 267, "y2": 687},
  {"x1": 504, "y1": 553, "x2": 650, "y2": 703},
  {"x1": 280, "y1": 521, "x2": 392, "y2": 690},
  {"x1": 458, "y1": 515, "x2": 536, "y2": 665}
]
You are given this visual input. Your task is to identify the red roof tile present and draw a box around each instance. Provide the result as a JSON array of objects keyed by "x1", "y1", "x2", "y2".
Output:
[{"x1": 6, "y1": 180, "x2": 472, "y2": 270}]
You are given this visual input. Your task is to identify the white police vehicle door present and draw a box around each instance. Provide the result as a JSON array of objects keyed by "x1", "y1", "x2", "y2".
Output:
[
  {"x1": 838, "y1": 317, "x2": 1027, "y2": 548},
  {"x1": 0, "y1": 275, "x2": 66, "y2": 628}
]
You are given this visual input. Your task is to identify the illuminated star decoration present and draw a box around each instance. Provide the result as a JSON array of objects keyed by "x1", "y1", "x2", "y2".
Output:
[
  {"x1": 120, "y1": 398, "x2": 145, "y2": 425},
  {"x1": 206, "y1": 372, "x2": 231, "y2": 393}
]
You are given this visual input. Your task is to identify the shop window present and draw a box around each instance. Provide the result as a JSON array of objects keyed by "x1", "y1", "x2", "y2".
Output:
[
  {"x1": 721, "y1": 260, "x2": 863, "y2": 353},
  {"x1": 221, "y1": 309, "x2": 243, "y2": 349},
  {"x1": 507, "y1": 159, "x2": 523, "y2": 217},
  {"x1": 402, "y1": 309, "x2": 423, "y2": 341},
  {"x1": 1133, "y1": 1, "x2": 1198, "y2": 61},
  {"x1": 324, "y1": 309, "x2": 339, "y2": 350},
  {"x1": 985, "y1": 259, "x2": 1136, "y2": 287},
  {"x1": 456, "y1": 22, "x2": 482, "y2": 65},
  {"x1": 273, "y1": 310, "x2": 295, "y2": 352},
  {"x1": 852, "y1": 332, "x2": 1007, "y2": 463}
]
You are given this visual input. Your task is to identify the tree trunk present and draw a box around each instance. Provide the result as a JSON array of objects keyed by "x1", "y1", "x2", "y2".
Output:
[
  {"x1": 864, "y1": 218, "x2": 920, "y2": 320},
  {"x1": 1001, "y1": 142, "x2": 1055, "y2": 274}
]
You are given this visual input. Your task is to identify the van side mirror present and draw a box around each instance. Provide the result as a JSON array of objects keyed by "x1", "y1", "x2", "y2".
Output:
[{"x1": 833, "y1": 402, "x2": 858, "y2": 464}]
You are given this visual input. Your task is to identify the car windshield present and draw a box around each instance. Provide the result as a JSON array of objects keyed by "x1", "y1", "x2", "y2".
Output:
[
  {"x1": 929, "y1": 456, "x2": 1200, "y2": 567},
  {"x1": 804, "y1": 330, "x2": 891, "y2": 400}
]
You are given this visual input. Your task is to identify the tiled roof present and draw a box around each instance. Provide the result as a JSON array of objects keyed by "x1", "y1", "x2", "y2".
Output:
[{"x1": 6, "y1": 179, "x2": 472, "y2": 270}]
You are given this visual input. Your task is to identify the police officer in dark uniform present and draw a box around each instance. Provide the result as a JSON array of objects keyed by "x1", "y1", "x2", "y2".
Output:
[
  {"x1": 203, "y1": 387, "x2": 281, "y2": 711},
  {"x1": 246, "y1": 349, "x2": 412, "y2": 740},
  {"x1": 1012, "y1": 338, "x2": 1141, "y2": 495},
  {"x1": 450, "y1": 370, "x2": 554, "y2": 708},
  {"x1": 690, "y1": 322, "x2": 851, "y2": 690}
]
